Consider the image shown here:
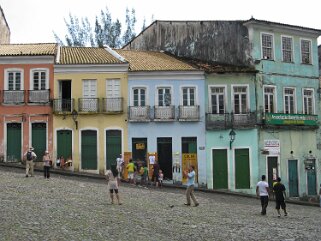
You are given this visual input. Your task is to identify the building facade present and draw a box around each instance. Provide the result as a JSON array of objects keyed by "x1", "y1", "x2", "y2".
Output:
[{"x1": 0, "y1": 6, "x2": 10, "y2": 44}]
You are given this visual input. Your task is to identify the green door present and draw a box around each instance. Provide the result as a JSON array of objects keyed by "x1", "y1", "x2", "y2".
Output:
[
  {"x1": 57, "y1": 130, "x2": 72, "y2": 160},
  {"x1": 288, "y1": 159, "x2": 299, "y2": 197},
  {"x1": 32, "y1": 123, "x2": 46, "y2": 162},
  {"x1": 81, "y1": 130, "x2": 97, "y2": 170},
  {"x1": 307, "y1": 159, "x2": 316, "y2": 195},
  {"x1": 106, "y1": 130, "x2": 122, "y2": 169},
  {"x1": 7, "y1": 123, "x2": 21, "y2": 162},
  {"x1": 212, "y1": 149, "x2": 228, "y2": 189},
  {"x1": 235, "y1": 148, "x2": 250, "y2": 189}
]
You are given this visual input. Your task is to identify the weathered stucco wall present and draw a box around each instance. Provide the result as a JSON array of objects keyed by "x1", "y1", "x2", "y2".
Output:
[
  {"x1": 0, "y1": 6, "x2": 10, "y2": 44},
  {"x1": 124, "y1": 21, "x2": 251, "y2": 66}
]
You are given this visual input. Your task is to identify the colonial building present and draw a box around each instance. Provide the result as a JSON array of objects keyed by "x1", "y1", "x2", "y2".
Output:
[
  {"x1": 116, "y1": 50, "x2": 206, "y2": 185},
  {"x1": 0, "y1": 43, "x2": 56, "y2": 163},
  {"x1": 0, "y1": 6, "x2": 10, "y2": 44},
  {"x1": 53, "y1": 46, "x2": 129, "y2": 174}
]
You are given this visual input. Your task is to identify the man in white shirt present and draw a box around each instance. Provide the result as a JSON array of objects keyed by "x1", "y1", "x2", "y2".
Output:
[
  {"x1": 116, "y1": 154, "x2": 124, "y2": 179},
  {"x1": 256, "y1": 174, "x2": 269, "y2": 215}
]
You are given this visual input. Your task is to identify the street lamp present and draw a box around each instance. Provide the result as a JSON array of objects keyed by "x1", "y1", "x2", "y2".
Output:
[
  {"x1": 229, "y1": 129, "x2": 236, "y2": 149},
  {"x1": 71, "y1": 109, "x2": 78, "y2": 129}
]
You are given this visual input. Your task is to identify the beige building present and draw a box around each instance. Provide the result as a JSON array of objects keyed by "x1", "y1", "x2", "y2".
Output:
[{"x1": 0, "y1": 6, "x2": 10, "y2": 44}]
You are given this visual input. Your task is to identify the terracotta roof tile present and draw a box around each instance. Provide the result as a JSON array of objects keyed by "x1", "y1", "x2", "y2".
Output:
[
  {"x1": 58, "y1": 47, "x2": 124, "y2": 64},
  {"x1": 115, "y1": 49, "x2": 196, "y2": 71},
  {"x1": 0, "y1": 43, "x2": 57, "y2": 56}
]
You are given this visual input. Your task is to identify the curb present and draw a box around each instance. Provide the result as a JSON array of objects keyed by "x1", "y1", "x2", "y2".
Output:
[{"x1": 0, "y1": 162, "x2": 319, "y2": 207}]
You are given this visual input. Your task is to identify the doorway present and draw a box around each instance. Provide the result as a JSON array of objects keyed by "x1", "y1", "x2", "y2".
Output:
[
  {"x1": 132, "y1": 138, "x2": 147, "y2": 163},
  {"x1": 32, "y1": 123, "x2": 46, "y2": 162},
  {"x1": 288, "y1": 159, "x2": 299, "y2": 197},
  {"x1": 307, "y1": 159, "x2": 316, "y2": 195},
  {"x1": 157, "y1": 137, "x2": 172, "y2": 179},
  {"x1": 81, "y1": 130, "x2": 97, "y2": 170},
  {"x1": 235, "y1": 148, "x2": 250, "y2": 189},
  {"x1": 267, "y1": 156, "x2": 278, "y2": 188},
  {"x1": 212, "y1": 149, "x2": 228, "y2": 189},
  {"x1": 59, "y1": 80, "x2": 72, "y2": 111},
  {"x1": 6, "y1": 123, "x2": 21, "y2": 162},
  {"x1": 106, "y1": 130, "x2": 122, "y2": 169},
  {"x1": 57, "y1": 130, "x2": 72, "y2": 160}
]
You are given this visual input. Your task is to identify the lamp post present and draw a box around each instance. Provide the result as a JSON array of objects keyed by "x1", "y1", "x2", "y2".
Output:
[
  {"x1": 229, "y1": 129, "x2": 236, "y2": 149},
  {"x1": 71, "y1": 109, "x2": 78, "y2": 130}
]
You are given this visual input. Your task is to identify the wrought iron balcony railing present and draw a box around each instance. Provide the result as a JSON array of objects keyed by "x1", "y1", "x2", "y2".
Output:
[
  {"x1": 3, "y1": 90, "x2": 25, "y2": 104},
  {"x1": 232, "y1": 112, "x2": 257, "y2": 128},
  {"x1": 78, "y1": 98, "x2": 99, "y2": 113},
  {"x1": 129, "y1": 106, "x2": 151, "y2": 121},
  {"x1": 52, "y1": 99, "x2": 74, "y2": 113},
  {"x1": 154, "y1": 106, "x2": 175, "y2": 121},
  {"x1": 178, "y1": 105, "x2": 200, "y2": 121},
  {"x1": 206, "y1": 113, "x2": 231, "y2": 130},
  {"x1": 28, "y1": 90, "x2": 50, "y2": 103},
  {"x1": 102, "y1": 97, "x2": 123, "y2": 113}
]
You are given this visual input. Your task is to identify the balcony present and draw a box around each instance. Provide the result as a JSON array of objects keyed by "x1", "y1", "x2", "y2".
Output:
[
  {"x1": 129, "y1": 106, "x2": 151, "y2": 122},
  {"x1": 154, "y1": 106, "x2": 175, "y2": 121},
  {"x1": 102, "y1": 97, "x2": 123, "y2": 113},
  {"x1": 206, "y1": 113, "x2": 231, "y2": 130},
  {"x1": 232, "y1": 112, "x2": 257, "y2": 128},
  {"x1": 178, "y1": 105, "x2": 200, "y2": 121},
  {"x1": 52, "y1": 99, "x2": 75, "y2": 113},
  {"x1": 2, "y1": 90, "x2": 25, "y2": 104},
  {"x1": 263, "y1": 112, "x2": 318, "y2": 129},
  {"x1": 78, "y1": 98, "x2": 99, "y2": 113},
  {"x1": 28, "y1": 90, "x2": 50, "y2": 103}
]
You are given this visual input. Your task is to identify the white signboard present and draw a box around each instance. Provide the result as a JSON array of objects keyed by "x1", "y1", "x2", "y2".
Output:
[{"x1": 264, "y1": 140, "x2": 280, "y2": 155}]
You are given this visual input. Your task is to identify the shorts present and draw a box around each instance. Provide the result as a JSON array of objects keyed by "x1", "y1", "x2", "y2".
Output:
[
  {"x1": 128, "y1": 172, "x2": 134, "y2": 179},
  {"x1": 109, "y1": 189, "x2": 118, "y2": 194},
  {"x1": 275, "y1": 199, "x2": 286, "y2": 210}
]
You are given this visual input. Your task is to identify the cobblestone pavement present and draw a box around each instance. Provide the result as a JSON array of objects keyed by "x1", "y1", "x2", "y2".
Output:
[{"x1": 0, "y1": 167, "x2": 320, "y2": 241}]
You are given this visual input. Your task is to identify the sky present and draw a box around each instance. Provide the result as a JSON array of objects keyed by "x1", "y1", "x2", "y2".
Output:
[{"x1": 1, "y1": 0, "x2": 321, "y2": 45}]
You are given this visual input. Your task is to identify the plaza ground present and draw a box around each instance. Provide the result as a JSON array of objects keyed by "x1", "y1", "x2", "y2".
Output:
[{"x1": 0, "y1": 167, "x2": 320, "y2": 241}]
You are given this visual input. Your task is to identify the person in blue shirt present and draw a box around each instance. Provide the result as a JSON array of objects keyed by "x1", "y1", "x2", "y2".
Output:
[{"x1": 183, "y1": 165, "x2": 199, "y2": 207}]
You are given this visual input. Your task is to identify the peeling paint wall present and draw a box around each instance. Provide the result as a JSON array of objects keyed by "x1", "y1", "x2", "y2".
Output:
[{"x1": 124, "y1": 21, "x2": 251, "y2": 66}]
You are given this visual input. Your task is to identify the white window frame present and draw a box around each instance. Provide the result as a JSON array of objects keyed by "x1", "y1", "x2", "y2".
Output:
[
  {"x1": 132, "y1": 86, "x2": 148, "y2": 107},
  {"x1": 283, "y1": 87, "x2": 296, "y2": 114},
  {"x1": 156, "y1": 85, "x2": 173, "y2": 107},
  {"x1": 231, "y1": 84, "x2": 250, "y2": 114},
  {"x1": 300, "y1": 38, "x2": 312, "y2": 64},
  {"x1": 30, "y1": 68, "x2": 49, "y2": 90},
  {"x1": 4, "y1": 68, "x2": 24, "y2": 90},
  {"x1": 82, "y1": 79, "x2": 97, "y2": 98},
  {"x1": 180, "y1": 85, "x2": 198, "y2": 106},
  {"x1": 281, "y1": 35, "x2": 293, "y2": 63},
  {"x1": 263, "y1": 85, "x2": 277, "y2": 113},
  {"x1": 261, "y1": 32, "x2": 274, "y2": 60},
  {"x1": 106, "y1": 79, "x2": 121, "y2": 98},
  {"x1": 208, "y1": 85, "x2": 227, "y2": 114},
  {"x1": 302, "y1": 88, "x2": 315, "y2": 115}
]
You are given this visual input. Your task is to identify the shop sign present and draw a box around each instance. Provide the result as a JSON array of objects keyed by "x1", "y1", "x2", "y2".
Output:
[
  {"x1": 264, "y1": 140, "x2": 280, "y2": 155},
  {"x1": 265, "y1": 113, "x2": 318, "y2": 126}
]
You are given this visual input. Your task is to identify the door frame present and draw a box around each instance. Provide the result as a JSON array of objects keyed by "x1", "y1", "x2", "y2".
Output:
[{"x1": 211, "y1": 147, "x2": 229, "y2": 189}]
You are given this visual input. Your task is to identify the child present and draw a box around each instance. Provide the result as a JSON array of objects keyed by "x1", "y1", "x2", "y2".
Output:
[{"x1": 158, "y1": 169, "x2": 164, "y2": 188}]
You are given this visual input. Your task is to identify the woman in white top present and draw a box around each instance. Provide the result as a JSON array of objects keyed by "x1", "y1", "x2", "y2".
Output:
[{"x1": 106, "y1": 164, "x2": 121, "y2": 205}]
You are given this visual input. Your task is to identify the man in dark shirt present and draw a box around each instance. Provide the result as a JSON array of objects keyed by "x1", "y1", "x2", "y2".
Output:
[{"x1": 273, "y1": 177, "x2": 288, "y2": 217}]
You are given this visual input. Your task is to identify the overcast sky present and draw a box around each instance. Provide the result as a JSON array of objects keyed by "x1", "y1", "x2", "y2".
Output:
[{"x1": 1, "y1": 0, "x2": 321, "y2": 45}]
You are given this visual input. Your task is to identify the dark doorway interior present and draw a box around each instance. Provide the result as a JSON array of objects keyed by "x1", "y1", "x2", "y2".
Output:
[{"x1": 157, "y1": 137, "x2": 172, "y2": 180}]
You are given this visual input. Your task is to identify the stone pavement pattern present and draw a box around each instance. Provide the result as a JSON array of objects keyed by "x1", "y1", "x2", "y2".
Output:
[{"x1": 0, "y1": 168, "x2": 320, "y2": 241}]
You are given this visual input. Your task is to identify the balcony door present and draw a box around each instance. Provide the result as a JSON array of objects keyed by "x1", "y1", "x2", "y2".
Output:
[
  {"x1": 82, "y1": 80, "x2": 97, "y2": 111},
  {"x1": 59, "y1": 80, "x2": 72, "y2": 112}
]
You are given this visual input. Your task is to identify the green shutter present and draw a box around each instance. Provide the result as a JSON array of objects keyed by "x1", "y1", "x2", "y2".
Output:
[
  {"x1": 106, "y1": 130, "x2": 122, "y2": 169},
  {"x1": 32, "y1": 123, "x2": 46, "y2": 161},
  {"x1": 235, "y1": 148, "x2": 250, "y2": 189},
  {"x1": 81, "y1": 130, "x2": 97, "y2": 169},
  {"x1": 57, "y1": 130, "x2": 72, "y2": 159},
  {"x1": 213, "y1": 149, "x2": 228, "y2": 189},
  {"x1": 7, "y1": 123, "x2": 21, "y2": 162}
]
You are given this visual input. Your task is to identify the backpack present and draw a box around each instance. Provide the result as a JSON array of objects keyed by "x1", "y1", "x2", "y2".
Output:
[{"x1": 26, "y1": 151, "x2": 33, "y2": 161}]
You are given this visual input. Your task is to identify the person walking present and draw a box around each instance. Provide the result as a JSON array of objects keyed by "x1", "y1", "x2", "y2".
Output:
[
  {"x1": 42, "y1": 150, "x2": 52, "y2": 179},
  {"x1": 106, "y1": 164, "x2": 121, "y2": 205},
  {"x1": 256, "y1": 174, "x2": 269, "y2": 215},
  {"x1": 183, "y1": 166, "x2": 199, "y2": 207},
  {"x1": 24, "y1": 147, "x2": 37, "y2": 177},
  {"x1": 273, "y1": 177, "x2": 287, "y2": 217}
]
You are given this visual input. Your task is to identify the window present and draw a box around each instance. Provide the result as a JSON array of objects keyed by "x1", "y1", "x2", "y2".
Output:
[
  {"x1": 303, "y1": 89, "x2": 314, "y2": 114},
  {"x1": 284, "y1": 88, "x2": 295, "y2": 114},
  {"x1": 32, "y1": 70, "x2": 47, "y2": 90},
  {"x1": 106, "y1": 79, "x2": 120, "y2": 97},
  {"x1": 158, "y1": 87, "x2": 171, "y2": 106},
  {"x1": 83, "y1": 80, "x2": 97, "y2": 98},
  {"x1": 7, "y1": 71, "x2": 22, "y2": 90},
  {"x1": 133, "y1": 88, "x2": 146, "y2": 106},
  {"x1": 233, "y1": 86, "x2": 248, "y2": 114},
  {"x1": 182, "y1": 87, "x2": 195, "y2": 106},
  {"x1": 264, "y1": 86, "x2": 276, "y2": 113},
  {"x1": 301, "y1": 39, "x2": 312, "y2": 64},
  {"x1": 282, "y1": 36, "x2": 293, "y2": 62},
  {"x1": 210, "y1": 87, "x2": 225, "y2": 114},
  {"x1": 261, "y1": 33, "x2": 274, "y2": 60}
]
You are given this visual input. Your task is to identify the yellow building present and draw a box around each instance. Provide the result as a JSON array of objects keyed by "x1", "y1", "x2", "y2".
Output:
[{"x1": 53, "y1": 46, "x2": 129, "y2": 174}]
